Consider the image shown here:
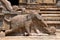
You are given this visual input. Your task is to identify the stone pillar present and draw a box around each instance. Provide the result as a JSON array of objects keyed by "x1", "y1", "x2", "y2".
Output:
[
  {"x1": 54, "y1": 0, "x2": 56, "y2": 3},
  {"x1": 19, "y1": 0, "x2": 23, "y2": 3},
  {"x1": 27, "y1": 0, "x2": 30, "y2": 4},
  {"x1": 36, "y1": 0, "x2": 43, "y2": 3},
  {"x1": 19, "y1": 0, "x2": 28, "y2": 3},
  {"x1": 43, "y1": 0, "x2": 56, "y2": 4}
]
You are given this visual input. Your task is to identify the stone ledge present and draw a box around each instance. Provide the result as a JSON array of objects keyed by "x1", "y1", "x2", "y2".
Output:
[{"x1": 1, "y1": 35, "x2": 60, "y2": 40}]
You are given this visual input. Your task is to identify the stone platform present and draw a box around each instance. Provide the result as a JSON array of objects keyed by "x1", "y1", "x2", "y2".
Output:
[
  {"x1": 0, "y1": 32, "x2": 60, "y2": 40},
  {"x1": 0, "y1": 29, "x2": 59, "y2": 40},
  {"x1": 0, "y1": 35, "x2": 60, "y2": 40}
]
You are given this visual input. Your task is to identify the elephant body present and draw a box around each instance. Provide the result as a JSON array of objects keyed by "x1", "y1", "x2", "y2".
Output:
[
  {"x1": 11, "y1": 14, "x2": 32, "y2": 29},
  {"x1": 5, "y1": 14, "x2": 33, "y2": 36}
]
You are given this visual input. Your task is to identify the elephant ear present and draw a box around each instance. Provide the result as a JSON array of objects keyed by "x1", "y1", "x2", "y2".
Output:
[
  {"x1": 26, "y1": 14, "x2": 32, "y2": 21},
  {"x1": 35, "y1": 13, "x2": 42, "y2": 20},
  {"x1": 26, "y1": 13, "x2": 36, "y2": 20}
]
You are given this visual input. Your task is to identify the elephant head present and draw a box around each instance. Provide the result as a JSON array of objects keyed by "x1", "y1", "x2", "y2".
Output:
[
  {"x1": 28, "y1": 10, "x2": 56, "y2": 35},
  {"x1": 26, "y1": 10, "x2": 42, "y2": 20}
]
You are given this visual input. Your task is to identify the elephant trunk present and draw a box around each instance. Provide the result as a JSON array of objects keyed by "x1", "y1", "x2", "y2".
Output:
[
  {"x1": 35, "y1": 13, "x2": 48, "y2": 27},
  {"x1": 44, "y1": 26, "x2": 56, "y2": 35}
]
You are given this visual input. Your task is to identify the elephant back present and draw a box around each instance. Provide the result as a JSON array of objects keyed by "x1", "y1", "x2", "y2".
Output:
[{"x1": 10, "y1": 14, "x2": 32, "y2": 29}]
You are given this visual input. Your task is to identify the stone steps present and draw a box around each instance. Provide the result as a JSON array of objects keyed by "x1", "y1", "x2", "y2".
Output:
[
  {"x1": 56, "y1": 29, "x2": 60, "y2": 33},
  {"x1": 40, "y1": 11, "x2": 60, "y2": 14}
]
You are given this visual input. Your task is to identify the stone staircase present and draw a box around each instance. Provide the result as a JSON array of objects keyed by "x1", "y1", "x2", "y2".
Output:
[
  {"x1": 26, "y1": 5, "x2": 60, "y2": 30},
  {"x1": 38, "y1": 6, "x2": 60, "y2": 25},
  {"x1": 56, "y1": 29, "x2": 60, "y2": 33}
]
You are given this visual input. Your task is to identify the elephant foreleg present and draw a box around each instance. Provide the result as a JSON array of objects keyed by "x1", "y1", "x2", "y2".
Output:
[
  {"x1": 34, "y1": 26, "x2": 40, "y2": 34},
  {"x1": 25, "y1": 21, "x2": 32, "y2": 36},
  {"x1": 25, "y1": 24, "x2": 31, "y2": 36}
]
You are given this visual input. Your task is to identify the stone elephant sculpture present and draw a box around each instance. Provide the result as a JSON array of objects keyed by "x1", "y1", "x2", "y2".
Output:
[{"x1": 4, "y1": 11, "x2": 56, "y2": 36}]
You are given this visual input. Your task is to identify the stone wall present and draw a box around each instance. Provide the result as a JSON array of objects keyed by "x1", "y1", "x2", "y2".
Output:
[{"x1": 19, "y1": 0, "x2": 56, "y2": 4}]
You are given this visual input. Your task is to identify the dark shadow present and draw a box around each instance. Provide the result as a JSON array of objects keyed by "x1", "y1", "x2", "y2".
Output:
[{"x1": 8, "y1": 0, "x2": 19, "y2": 5}]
